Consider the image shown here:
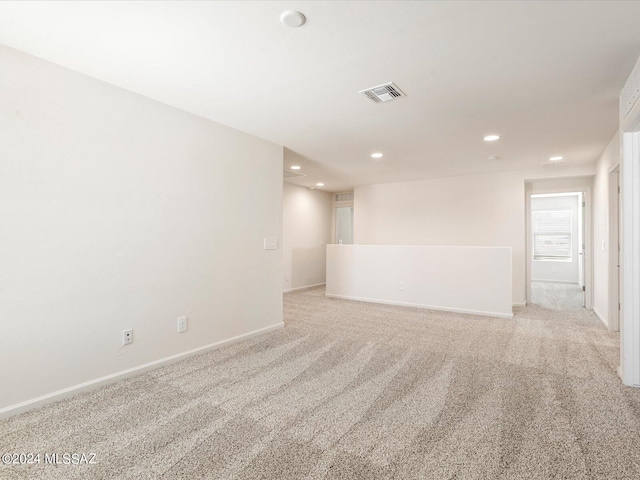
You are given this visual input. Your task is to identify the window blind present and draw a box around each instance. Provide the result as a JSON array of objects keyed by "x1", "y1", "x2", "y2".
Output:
[{"x1": 533, "y1": 210, "x2": 572, "y2": 261}]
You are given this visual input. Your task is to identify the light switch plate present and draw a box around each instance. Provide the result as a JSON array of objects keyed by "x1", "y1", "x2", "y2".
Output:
[{"x1": 264, "y1": 238, "x2": 278, "y2": 250}]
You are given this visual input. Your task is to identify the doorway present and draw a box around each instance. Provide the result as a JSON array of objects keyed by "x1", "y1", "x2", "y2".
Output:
[
  {"x1": 335, "y1": 206, "x2": 354, "y2": 245},
  {"x1": 529, "y1": 192, "x2": 586, "y2": 309},
  {"x1": 331, "y1": 192, "x2": 354, "y2": 246}
]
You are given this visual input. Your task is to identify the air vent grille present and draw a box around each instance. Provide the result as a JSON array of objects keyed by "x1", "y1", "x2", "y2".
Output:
[
  {"x1": 335, "y1": 192, "x2": 354, "y2": 202},
  {"x1": 283, "y1": 169, "x2": 306, "y2": 179},
  {"x1": 359, "y1": 82, "x2": 406, "y2": 104}
]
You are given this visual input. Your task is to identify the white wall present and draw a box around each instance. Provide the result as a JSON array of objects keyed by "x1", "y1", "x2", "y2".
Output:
[
  {"x1": 592, "y1": 133, "x2": 620, "y2": 328},
  {"x1": 531, "y1": 194, "x2": 580, "y2": 283},
  {"x1": 354, "y1": 166, "x2": 596, "y2": 305},
  {"x1": 282, "y1": 182, "x2": 331, "y2": 291},
  {"x1": 0, "y1": 45, "x2": 283, "y2": 414},
  {"x1": 326, "y1": 245, "x2": 513, "y2": 318}
]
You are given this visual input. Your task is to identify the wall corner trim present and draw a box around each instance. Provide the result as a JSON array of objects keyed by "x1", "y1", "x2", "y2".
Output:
[
  {"x1": 592, "y1": 306, "x2": 609, "y2": 329},
  {"x1": 0, "y1": 322, "x2": 284, "y2": 420}
]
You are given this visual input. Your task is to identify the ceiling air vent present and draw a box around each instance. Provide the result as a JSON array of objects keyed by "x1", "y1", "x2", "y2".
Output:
[
  {"x1": 335, "y1": 192, "x2": 354, "y2": 202},
  {"x1": 359, "y1": 82, "x2": 406, "y2": 104},
  {"x1": 283, "y1": 169, "x2": 306, "y2": 179}
]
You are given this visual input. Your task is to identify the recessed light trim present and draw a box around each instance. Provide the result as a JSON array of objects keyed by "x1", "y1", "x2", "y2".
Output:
[
  {"x1": 290, "y1": 165, "x2": 301, "y2": 170},
  {"x1": 316, "y1": 183, "x2": 324, "y2": 187},
  {"x1": 371, "y1": 153, "x2": 383, "y2": 158},
  {"x1": 484, "y1": 135, "x2": 500, "y2": 142},
  {"x1": 549, "y1": 156, "x2": 564, "y2": 161}
]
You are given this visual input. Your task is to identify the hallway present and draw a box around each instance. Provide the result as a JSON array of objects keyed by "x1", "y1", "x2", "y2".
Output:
[{"x1": 531, "y1": 281, "x2": 584, "y2": 310}]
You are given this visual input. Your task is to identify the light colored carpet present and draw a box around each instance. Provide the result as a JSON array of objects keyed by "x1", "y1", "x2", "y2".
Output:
[
  {"x1": 1, "y1": 287, "x2": 639, "y2": 479},
  {"x1": 532, "y1": 281, "x2": 584, "y2": 310}
]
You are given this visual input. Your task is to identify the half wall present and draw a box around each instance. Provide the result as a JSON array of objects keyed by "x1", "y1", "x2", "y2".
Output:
[{"x1": 326, "y1": 245, "x2": 513, "y2": 318}]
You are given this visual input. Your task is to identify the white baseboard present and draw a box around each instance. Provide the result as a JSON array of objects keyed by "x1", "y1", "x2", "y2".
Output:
[
  {"x1": 617, "y1": 365, "x2": 624, "y2": 381},
  {"x1": 283, "y1": 283, "x2": 325, "y2": 293},
  {"x1": 324, "y1": 293, "x2": 513, "y2": 319},
  {"x1": 592, "y1": 306, "x2": 609, "y2": 329},
  {"x1": 512, "y1": 301, "x2": 527, "y2": 307},
  {"x1": 531, "y1": 279, "x2": 580, "y2": 284},
  {"x1": 0, "y1": 322, "x2": 284, "y2": 420}
]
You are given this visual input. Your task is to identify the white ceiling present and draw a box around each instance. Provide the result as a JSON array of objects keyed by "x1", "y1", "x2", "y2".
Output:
[{"x1": 1, "y1": 1, "x2": 640, "y2": 192}]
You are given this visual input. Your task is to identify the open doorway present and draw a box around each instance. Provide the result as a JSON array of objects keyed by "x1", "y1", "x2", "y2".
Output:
[
  {"x1": 331, "y1": 192, "x2": 354, "y2": 245},
  {"x1": 335, "y1": 206, "x2": 354, "y2": 245},
  {"x1": 530, "y1": 192, "x2": 585, "y2": 309}
]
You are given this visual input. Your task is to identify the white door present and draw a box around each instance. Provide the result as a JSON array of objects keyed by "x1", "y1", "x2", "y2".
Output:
[{"x1": 578, "y1": 192, "x2": 585, "y2": 306}]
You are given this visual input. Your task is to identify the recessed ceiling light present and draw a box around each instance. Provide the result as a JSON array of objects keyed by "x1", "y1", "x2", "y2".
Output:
[
  {"x1": 280, "y1": 11, "x2": 306, "y2": 27},
  {"x1": 316, "y1": 183, "x2": 324, "y2": 187},
  {"x1": 549, "y1": 156, "x2": 564, "y2": 161},
  {"x1": 484, "y1": 135, "x2": 500, "y2": 142},
  {"x1": 290, "y1": 165, "x2": 301, "y2": 170},
  {"x1": 371, "y1": 153, "x2": 384, "y2": 158}
]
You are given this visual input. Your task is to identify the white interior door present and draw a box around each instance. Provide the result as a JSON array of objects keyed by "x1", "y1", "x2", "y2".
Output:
[
  {"x1": 618, "y1": 170, "x2": 621, "y2": 325},
  {"x1": 578, "y1": 192, "x2": 585, "y2": 306}
]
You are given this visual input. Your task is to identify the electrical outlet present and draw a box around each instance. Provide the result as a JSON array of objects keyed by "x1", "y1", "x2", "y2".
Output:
[
  {"x1": 177, "y1": 316, "x2": 188, "y2": 333},
  {"x1": 122, "y1": 329, "x2": 133, "y2": 346},
  {"x1": 399, "y1": 282, "x2": 405, "y2": 290}
]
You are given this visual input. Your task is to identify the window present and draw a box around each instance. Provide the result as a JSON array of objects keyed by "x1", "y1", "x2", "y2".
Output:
[{"x1": 533, "y1": 210, "x2": 572, "y2": 261}]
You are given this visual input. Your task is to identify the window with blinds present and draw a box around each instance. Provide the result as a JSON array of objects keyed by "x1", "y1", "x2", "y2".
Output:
[{"x1": 533, "y1": 210, "x2": 572, "y2": 261}]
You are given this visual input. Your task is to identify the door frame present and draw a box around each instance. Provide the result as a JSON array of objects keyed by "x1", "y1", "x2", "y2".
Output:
[
  {"x1": 330, "y1": 192, "x2": 354, "y2": 245},
  {"x1": 525, "y1": 186, "x2": 592, "y2": 309},
  {"x1": 620, "y1": 123, "x2": 640, "y2": 387},
  {"x1": 608, "y1": 164, "x2": 621, "y2": 332}
]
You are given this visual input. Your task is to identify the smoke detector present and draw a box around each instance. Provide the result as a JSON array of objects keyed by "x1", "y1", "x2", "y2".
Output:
[
  {"x1": 359, "y1": 82, "x2": 406, "y2": 104},
  {"x1": 280, "y1": 11, "x2": 306, "y2": 27}
]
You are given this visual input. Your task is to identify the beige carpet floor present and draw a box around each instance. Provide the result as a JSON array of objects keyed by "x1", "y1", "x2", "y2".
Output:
[
  {"x1": 531, "y1": 281, "x2": 585, "y2": 310},
  {"x1": 1, "y1": 287, "x2": 639, "y2": 479}
]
